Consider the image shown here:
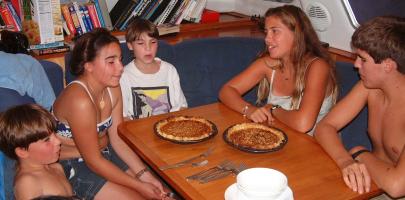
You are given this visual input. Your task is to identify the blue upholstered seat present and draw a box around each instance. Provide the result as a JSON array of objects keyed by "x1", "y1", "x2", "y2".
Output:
[
  {"x1": 0, "y1": 60, "x2": 63, "y2": 200},
  {"x1": 335, "y1": 61, "x2": 371, "y2": 150}
]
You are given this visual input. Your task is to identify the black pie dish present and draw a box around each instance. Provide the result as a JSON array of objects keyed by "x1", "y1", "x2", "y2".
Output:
[
  {"x1": 222, "y1": 123, "x2": 288, "y2": 153},
  {"x1": 154, "y1": 116, "x2": 218, "y2": 144}
]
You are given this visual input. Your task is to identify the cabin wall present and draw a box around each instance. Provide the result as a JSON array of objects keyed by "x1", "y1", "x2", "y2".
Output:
[{"x1": 208, "y1": 0, "x2": 354, "y2": 52}]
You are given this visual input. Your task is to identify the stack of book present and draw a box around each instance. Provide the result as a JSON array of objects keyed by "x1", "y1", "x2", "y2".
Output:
[
  {"x1": 59, "y1": 0, "x2": 112, "y2": 36},
  {"x1": 109, "y1": 0, "x2": 208, "y2": 32},
  {"x1": 29, "y1": 41, "x2": 70, "y2": 56}
]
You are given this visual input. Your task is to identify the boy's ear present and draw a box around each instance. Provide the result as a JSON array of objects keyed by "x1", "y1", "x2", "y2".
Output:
[
  {"x1": 383, "y1": 58, "x2": 397, "y2": 73},
  {"x1": 15, "y1": 147, "x2": 29, "y2": 159},
  {"x1": 127, "y1": 42, "x2": 133, "y2": 51}
]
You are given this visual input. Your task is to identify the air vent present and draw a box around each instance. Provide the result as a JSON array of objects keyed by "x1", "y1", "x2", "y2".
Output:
[{"x1": 306, "y1": 2, "x2": 332, "y2": 32}]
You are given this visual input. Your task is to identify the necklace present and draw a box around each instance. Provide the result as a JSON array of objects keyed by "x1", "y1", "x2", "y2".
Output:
[{"x1": 87, "y1": 83, "x2": 105, "y2": 109}]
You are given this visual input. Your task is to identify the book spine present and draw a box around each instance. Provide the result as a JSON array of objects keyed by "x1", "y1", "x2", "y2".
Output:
[
  {"x1": 5, "y1": 2, "x2": 21, "y2": 30},
  {"x1": 51, "y1": 0, "x2": 64, "y2": 41},
  {"x1": 72, "y1": 1, "x2": 87, "y2": 33},
  {"x1": 86, "y1": 3, "x2": 100, "y2": 28},
  {"x1": 29, "y1": 41, "x2": 64, "y2": 50},
  {"x1": 92, "y1": 0, "x2": 105, "y2": 27},
  {"x1": 68, "y1": 4, "x2": 83, "y2": 35},
  {"x1": 145, "y1": 0, "x2": 162, "y2": 20},
  {"x1": 10, "y1": 0, "x2": 22, "y2": 18},
  {"x1": 0, "y1": 3, "x2": 19, "y2": 31},
  {"x1": 169, "y1": 0, "x2": 188, "y2": 24},
  {"x1": 140, "y1": 0, "x2": 156, "y2": 19},
  {"x1": 157, "y1": 0, "x2": 177, "y2": 25},
  {"x1": 114, "y1": 1, "x2": 138, "y2": 30},
  {"x1": 80, "y1": 5, "x2": 93, "y2": 31},
  {"x1": 119, "y1": 1, "x2": 144, "y2": 31},
  {"x1": 62, "y1": 20, "x2": 71, "y2": 35},
  {"x1": 61, "y1": 4, "x2": 77, "y2": 35},
  {"x1": 33, "y1": 45, "x2": 70, "y2": 55},
  {"x1": 95, "y1": 0, "x2": 112, "y2": 30}
]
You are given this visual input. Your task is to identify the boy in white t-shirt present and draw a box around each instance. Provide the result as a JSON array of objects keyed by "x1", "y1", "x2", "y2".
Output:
[{"x1": 120, "y1": 19, "x2": 187, "y2": 119}]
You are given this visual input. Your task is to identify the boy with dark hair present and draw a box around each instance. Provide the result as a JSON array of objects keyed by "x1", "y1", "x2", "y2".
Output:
[
  {"x1": 0, "y1": 104, "x2": 72, "y2": 199},
  {"x1": 315, "y1": 16, "x2": 405, "y2": 198},
  {"x1": 120, "y1": 18, "x2": 187, "y2": 119}
]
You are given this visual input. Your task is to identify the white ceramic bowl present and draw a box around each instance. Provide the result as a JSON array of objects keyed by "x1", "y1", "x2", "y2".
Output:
[{"x1": 224, "y1": 168, "x2": 294, "y2": 200}]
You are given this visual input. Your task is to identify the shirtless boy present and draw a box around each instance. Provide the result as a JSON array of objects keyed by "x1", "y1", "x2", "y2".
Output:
[
  {"x1": 314, "y1": 16, "x2": 405, "y2": 198},
  {"x1": 0, "y1": 104, "x2": 72, "y2": 200}
]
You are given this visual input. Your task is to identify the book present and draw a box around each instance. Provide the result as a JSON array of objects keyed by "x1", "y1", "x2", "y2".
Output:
[
  {"x1": 157, "y1": 23, "x2": 179, "y2": 36},
  {"x1": 92, "y1": 0, "x2": 105, "y2": 27},
  {"x1": 111, "y1": 0, "x2": 139, "y2": 30},
  {"x1": 149, "y1": 0, "x2": 170, "y2": 23},
  {"x1": 0, "y1": 2, "x2": 20, "y2": 31},
  {"x1": 168, "y1": 0, "x2": 189, "y2": 24},
  {"x1": 22, "y1": 0, "x2": 64, "y2": 45},
  {"x1": 29, "y1": 41, "x2": 64, "y2": 50},
  {"x1": 86, "y1": 3, "x2": 100, "y2": 28},
  {"x1": 80, "y1": 5, "x2": 93, "y2": 31},
  {"x1": 109, "y1": 0, "x2": 139, "y2": 30},
  {"x1": 93, "y1": 0, "x2": 112, "y2": 30},
  {"x1": 72, "y1": 1, "x2": 87, "y2": 33},
  {"x1": 61, "y1": 4, "x2": 77, "y2": 35},
  {"x1": 10, "y1": 0, "x2": 23, "y2": 19},
  {"x1": 156, "y1": 0, "x2": 177, "y2": 25},
  {"x1": 68, "y1": 4, "x2": 83, "y2": 35},
  {"x1": 164, "y1": 0, "x2": 182, "y2": 24},
  {"x1": 31, "y1": 44, "x2": 70, "y2": 55}
]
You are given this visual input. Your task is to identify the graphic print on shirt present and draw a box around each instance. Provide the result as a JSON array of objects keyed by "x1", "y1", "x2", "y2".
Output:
[{"x1": 131, "y1": 86, "x2": 172, "y2": 119}]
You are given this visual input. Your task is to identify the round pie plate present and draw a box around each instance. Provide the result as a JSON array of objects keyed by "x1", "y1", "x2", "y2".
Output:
[
  {"x1": 223, "y1": 123, "x2": 288, "y2": 153},
  {"x1": 154, "y1": 116, "x2": 218, "y2": 144}
]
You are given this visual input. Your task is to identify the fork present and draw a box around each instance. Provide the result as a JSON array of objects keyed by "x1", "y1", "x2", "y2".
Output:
[
  {"x1": 198, "y1": 162, "x2": 236, "y2": 183},
  {"x1": 199, "y1": 162, "x2": 248, "y2": 183},
  {"x1": 186, "y1": 160, "x2": 231, "y2": 180},
  {"x1": 159, "y1": 147, "x2": 215, "y2": 170}
]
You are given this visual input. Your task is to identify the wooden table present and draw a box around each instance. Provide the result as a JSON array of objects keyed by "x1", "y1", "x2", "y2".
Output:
[{"x1": 118, "y1": 103, "x2": 381, "y2": 200}]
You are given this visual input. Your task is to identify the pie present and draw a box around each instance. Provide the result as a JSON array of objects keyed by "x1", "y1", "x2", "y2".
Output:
[
  {"x1": 154, "y1": 116, "x2": 217, "y2": 143},
  {"x1": 224, "y1": 123, "x2": 287, "y2": 152}
]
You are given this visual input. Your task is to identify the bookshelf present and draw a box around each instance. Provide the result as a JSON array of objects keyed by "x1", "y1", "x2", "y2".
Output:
[{"x1": 36, "y1": 11, "x2": 355, "y2": 72}]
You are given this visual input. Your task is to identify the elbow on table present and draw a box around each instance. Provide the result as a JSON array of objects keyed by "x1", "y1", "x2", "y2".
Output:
[{"x1": 292, "y1": 118, "x2": 316, "y2": 133}]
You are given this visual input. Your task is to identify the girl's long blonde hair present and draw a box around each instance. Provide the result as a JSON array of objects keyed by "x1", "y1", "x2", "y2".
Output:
[{"x1": 256, "y1": 5, "x2": 338, "y2": 109}]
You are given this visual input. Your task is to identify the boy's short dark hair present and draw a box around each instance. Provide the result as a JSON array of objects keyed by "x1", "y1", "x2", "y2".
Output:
[
  {"x1": 125, "y1": 18, "x2": 159, "y2": 43},
  {"x1": 0, "y1": 104, "x2": 56, "y2": 160},
  {"x1": 351, "y1": 16, "x2": 405, "y2": 74}
]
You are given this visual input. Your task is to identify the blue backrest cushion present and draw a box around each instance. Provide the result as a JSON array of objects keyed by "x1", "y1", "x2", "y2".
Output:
[
  {"x1": 173, "y1": 37, "x2": 265, "y2": 107},
  {"x1": 0, "y1": 87, "x2": 34, "y2": 200},
  {"x1": 38, "y1": 60, "x2": 64, "y2": 96},
  {"x1": 335, "y1": 61, "x2": 371, "y2": 150}
]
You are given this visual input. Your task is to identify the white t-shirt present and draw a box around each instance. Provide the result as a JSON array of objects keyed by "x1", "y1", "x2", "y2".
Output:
[{"x1": 120, "y1": 58, "x2": 188, "y2": 119}]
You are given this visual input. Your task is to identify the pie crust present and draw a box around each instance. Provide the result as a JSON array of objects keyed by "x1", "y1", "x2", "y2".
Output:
[
  {"x1": 224, "y1": 123, "x2": 287, "y2": 152},
  {"x1": 154, "y1": 116, "x2": 217, "y2": 143}
]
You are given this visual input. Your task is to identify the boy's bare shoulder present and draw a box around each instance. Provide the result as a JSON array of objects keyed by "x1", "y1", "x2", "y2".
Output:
[{"x1": 14, "y1": 171, "x2": 42, "y2": 199}]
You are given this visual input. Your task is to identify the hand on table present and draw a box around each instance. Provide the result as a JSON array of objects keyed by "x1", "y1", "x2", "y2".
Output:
[
  {"x1": 340, "y1": 146, "x2": 371, "y2": 194},
  {"x1": 247, "y1": 105, "x2": 274, "y2": 123}
]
